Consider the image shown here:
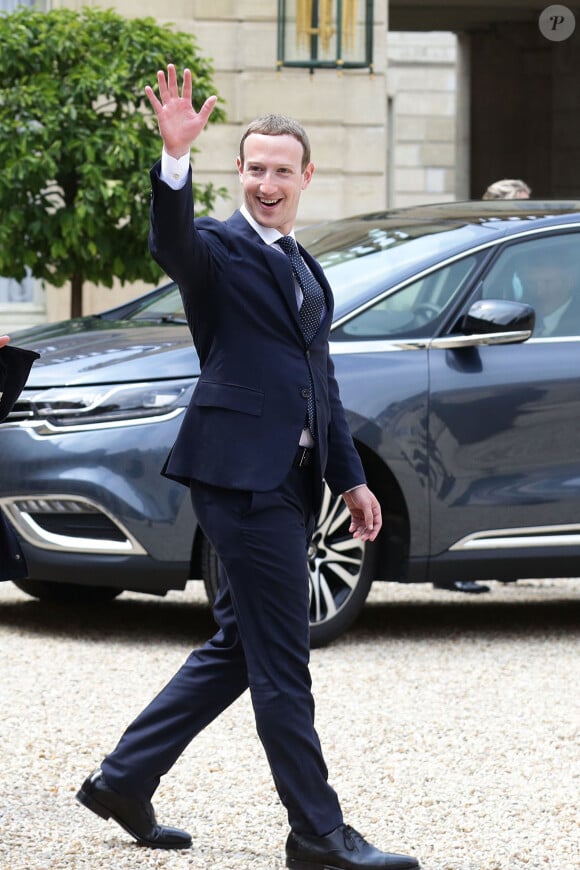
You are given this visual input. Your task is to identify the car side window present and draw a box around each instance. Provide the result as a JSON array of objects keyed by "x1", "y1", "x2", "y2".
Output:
[
  {"x1": 479, "y1": 233, "x2": 580, "y2": 337},
  {"x1": 331, "y1": 253, "x2": 480, "y2": 340}
]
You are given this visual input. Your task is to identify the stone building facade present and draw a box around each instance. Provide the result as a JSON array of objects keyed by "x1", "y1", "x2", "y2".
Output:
[{"x1": 2, "y1": 0, "x2": 460, "y2": 325}]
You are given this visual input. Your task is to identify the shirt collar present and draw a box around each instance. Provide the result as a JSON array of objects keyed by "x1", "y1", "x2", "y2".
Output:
[{"x1": 239, "y1": 203, "x2": 295, "y2": 246}]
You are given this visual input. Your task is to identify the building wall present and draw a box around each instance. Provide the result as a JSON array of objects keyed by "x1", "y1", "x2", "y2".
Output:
[
  {"x1": 470, "y1": 22, "x2": 580, "y2": 201},
  {"x1": 7, "y1": 2, "x2": 462, "y2": 324},
  {"x1": 387, "y1": 30, "x2": 458, "y2": 207}
]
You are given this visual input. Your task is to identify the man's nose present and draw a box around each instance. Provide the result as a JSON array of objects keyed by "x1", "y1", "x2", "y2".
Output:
[{"x1": 259, "y1": 172, "x2": 277, "y2": 193}]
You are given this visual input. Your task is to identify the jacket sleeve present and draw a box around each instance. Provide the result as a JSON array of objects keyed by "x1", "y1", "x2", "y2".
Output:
[
  {"x1": 148, "y1": 161, "x2": 229, "y2": 362},
  {"x1": 0, "y1": 345, "x2": 40, "y2": 423},
  {"x1": 148, "y1": 162, "x2": 216, "y2": 286}
]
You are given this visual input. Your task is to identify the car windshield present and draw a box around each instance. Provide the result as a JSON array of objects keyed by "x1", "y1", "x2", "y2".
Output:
[
  {"x1": 299, "y1": 219, "x2": 494, "y2": 319},
  {"x1": 120, "y1": 217, "x2": 494, "y2": 329},
  {"x1": 128, "y1": 289, "x2": 186, "y2": 322}
]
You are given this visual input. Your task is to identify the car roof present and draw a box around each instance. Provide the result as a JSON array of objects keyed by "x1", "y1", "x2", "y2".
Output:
[
  {"x1": 297, "y1": 200, "x2": 580, "y2": 318},
  {"x1": 300, "y1": 200, "x2": 580, "y2": 245}
]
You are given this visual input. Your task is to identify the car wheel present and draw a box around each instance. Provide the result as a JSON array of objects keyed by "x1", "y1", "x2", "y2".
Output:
[
  {"x1": 307, "y1": 483, "x2": 375, "y2": 647},
  {"x1": 12, "y1": 578, "x2": 122, "y2": 603},
  {"x1": 201, "y1": 483, "x2": 376, "y2": 648}
]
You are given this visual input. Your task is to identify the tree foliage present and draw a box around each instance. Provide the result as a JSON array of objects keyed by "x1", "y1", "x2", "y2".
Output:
[{"x1": 0, "y1": 6, "x2": 225, "y2": 317}]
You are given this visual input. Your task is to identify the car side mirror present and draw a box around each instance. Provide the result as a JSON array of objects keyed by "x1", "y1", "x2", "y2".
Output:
[{"x1": 462, "y1": 299, "x2": 536, "y2": 335}]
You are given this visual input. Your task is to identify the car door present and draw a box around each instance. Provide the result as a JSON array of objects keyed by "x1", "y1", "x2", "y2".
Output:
[
  {"x1": 329, "y1": 249, "x2": 488, "y2": 569},
  {"x1": 428, "y1": 230, "x2": 580, "y2": 567}
]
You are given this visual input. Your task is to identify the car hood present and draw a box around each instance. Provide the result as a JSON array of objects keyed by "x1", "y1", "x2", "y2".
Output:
[{"x1": 12, "y1": 317, "x2": 200, "y2": 388}]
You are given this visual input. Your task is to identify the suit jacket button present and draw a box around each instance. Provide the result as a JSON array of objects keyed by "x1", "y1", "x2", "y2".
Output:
[{"x1": 301, "y1": 388, "x2": 310, "y2": 398}]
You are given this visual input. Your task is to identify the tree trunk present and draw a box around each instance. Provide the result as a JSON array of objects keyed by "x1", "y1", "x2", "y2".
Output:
[{"x1": 70, "y1": 273, "x2": 84, "y2": 319}]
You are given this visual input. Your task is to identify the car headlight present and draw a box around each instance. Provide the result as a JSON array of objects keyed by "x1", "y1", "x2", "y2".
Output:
[{"x1": 23, "y1": 379, "x2": 195, "y2": 429}]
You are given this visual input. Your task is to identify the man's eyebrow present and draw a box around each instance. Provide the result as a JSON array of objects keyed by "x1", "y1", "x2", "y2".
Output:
[{"x1": 247, "y1": 160, "x2": 296, "y2": 170}]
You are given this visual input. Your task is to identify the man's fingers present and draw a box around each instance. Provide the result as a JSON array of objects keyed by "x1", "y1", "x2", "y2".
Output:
[
  {"x1": 166, "y1": 63, "x2": 179, "y2": 97},
  {"x1": 157, "y1": 68, "x2": 169, "y2": 103},
  {"x1": 148, "y1": 66, "x2": 216, "y2": 124},
  {"x1": 144, "y1": 84, "x2": 162, "y2": 114},
  {"x1": 343, "y1": 486, "x2": 382, "y2": 543},
  {"x1": 367, "y1": 501, "x2": 382, "y2": 540},
  {"x1": 181, "y1": 68, "x2": 192, "y2": 103},
  {"x1": 198, "y1": 94, "x2": 218, "y2": 124}
]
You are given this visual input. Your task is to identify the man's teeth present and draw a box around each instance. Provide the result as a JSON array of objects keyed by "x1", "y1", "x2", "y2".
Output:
[{"x1": 261, "y1": 199, "x2": 279, "y2": 205}]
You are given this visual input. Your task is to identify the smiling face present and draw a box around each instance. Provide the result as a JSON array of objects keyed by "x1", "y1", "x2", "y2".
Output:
[{"x1": 236, "y1": 133, "x2": 314, "y2": 236}]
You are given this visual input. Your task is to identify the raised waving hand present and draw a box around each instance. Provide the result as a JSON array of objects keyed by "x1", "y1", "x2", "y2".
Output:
[{"x1": 144, "y1": 64, "x2": 217, "y2": 159}]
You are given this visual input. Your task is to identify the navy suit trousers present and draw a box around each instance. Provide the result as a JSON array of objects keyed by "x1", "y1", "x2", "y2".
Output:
[{"x1": 101, "y1": 465, "x2": 343, "y2": 836}]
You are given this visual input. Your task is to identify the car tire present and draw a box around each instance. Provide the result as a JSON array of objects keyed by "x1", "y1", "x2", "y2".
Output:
[
  {"x1": 201, "y1": 482, "x2": 376, "y2": 648},
  {"x1": 12, "y1": 578, "x2": 122, "y2": 603}
]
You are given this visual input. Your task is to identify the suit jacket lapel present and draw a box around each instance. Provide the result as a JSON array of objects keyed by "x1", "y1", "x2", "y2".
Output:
[
  {"x1": 261, "y1": 245, "x2": 305, "y2": 333},
  {"x1": 226, "y1": 210, "x2": 303, "y2": 333},
  {"x1": 225, "y1": 210, "x2": 332, "y2": 338}
]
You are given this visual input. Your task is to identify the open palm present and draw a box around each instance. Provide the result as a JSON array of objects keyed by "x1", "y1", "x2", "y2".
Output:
[{"x1": 145, "y1": 64, "x2": 217, "y2": 159}]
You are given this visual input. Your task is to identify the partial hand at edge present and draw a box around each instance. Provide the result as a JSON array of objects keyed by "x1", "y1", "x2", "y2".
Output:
[
  {"x1": 342, "y1": 485, "x2": 382, "y2": 543},
  {"x1": 0, "y1": 335, "x2": 10, "y2": 349},
  {"x1": 144, "y1": 63, "x2": 217, "y2": 159}
]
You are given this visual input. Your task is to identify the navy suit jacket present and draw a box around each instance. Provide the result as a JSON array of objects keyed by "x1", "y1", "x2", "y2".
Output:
[
  {"x1": 149, "y1": 162, "x2": 365, "y2": 497},
  {"x1": 0, "y1": 344, "x2": 39, "y2": 580}
]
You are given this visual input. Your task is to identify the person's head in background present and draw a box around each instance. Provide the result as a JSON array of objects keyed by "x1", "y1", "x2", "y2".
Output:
[
  {"x1": 482, "y1": 179, "x2": 531, "y2": 200},
  {"x1": 517, "y1": 248, "x2": 577, "y2": 322}
]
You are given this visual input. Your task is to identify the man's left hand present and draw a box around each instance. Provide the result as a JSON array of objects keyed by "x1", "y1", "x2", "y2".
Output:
[{"x1": 342, "y1": 485, "x2": 382, "y2": 542}]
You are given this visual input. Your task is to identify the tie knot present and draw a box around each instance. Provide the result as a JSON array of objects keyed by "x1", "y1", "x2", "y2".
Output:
[{"x1": 278, "y1": 235, "x2": 299, "y2": 257}]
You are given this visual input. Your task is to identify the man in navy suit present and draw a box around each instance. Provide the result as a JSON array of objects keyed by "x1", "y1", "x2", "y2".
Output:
[
  {"x1": 0, "y1": 335, "x2": 39, "y2": 582},
  {"x1": 77, "y1": 65, "x2": 419, "y2": 870}
]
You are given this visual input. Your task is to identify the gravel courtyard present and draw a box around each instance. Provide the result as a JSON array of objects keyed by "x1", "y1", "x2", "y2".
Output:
[{"x1": 0, "y1": 577, "x2": 578, "y2": 870}]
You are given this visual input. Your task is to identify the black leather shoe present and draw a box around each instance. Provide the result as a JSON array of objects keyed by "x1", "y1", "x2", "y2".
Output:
[
  {"x1": 286, "y1": 824, "x2": 420, "y2": 869},
  {"x1": 76, "y1": 769, "x2": 191, "y2": 850}
]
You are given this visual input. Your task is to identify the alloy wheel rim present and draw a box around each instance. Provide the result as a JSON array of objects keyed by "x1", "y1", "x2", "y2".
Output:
[{"x1": 308, "y1": 484, "x2": 365, "y2": 626}]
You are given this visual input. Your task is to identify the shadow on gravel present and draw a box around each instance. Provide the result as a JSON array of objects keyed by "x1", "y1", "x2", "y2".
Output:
[
  {"x1": 0, "y1": 591, "x2": 217, "y2": 647},
  {"x1": 347, "y1": 595, "x2": 580, "y2": 644},
  {"x1": 0, "y1": 584, "x2": 578, "y2": 647}
]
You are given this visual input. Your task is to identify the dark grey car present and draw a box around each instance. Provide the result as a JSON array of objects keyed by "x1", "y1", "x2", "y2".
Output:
[{"x1": 3, "y1": 200, "x2": 580, "y2": 645}]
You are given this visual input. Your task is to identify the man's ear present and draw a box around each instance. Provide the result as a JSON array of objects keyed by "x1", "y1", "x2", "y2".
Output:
[
  {"x1": 236, "y1": 156, "x2": 243, "y2": 179},
  {"x1": 302, "y1": 162, "x2": 315, "y2": 190}
]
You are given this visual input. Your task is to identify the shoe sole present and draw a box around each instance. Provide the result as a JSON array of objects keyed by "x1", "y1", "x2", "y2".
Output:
[
  {"x1": 75, "y1": 787, "x2": 191, "y2": 850},
  {"x1": 286, "y1": 857, "x2": 419, "y2": 870},
  {"x1": 286, "y1": 859, "x2": 342, "y2": 870}
]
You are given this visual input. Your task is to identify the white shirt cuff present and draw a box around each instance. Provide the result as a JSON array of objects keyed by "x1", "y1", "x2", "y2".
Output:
[{"x1": 160, "y1": 148, "x2": 191, "y2": 190}]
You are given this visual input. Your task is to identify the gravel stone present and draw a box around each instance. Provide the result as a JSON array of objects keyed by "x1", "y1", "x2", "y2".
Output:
[{"x1": 0, "y1": 578, "x2": 578, "y2": 870}]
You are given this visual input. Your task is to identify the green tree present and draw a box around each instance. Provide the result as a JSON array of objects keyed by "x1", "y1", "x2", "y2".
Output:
[{"x1": 0, "y1": 6, "x2": 225, "y2": 317}]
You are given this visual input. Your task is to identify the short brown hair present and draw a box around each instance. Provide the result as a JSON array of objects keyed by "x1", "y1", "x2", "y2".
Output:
[{"x1": 239, "y1": 114, "x2": 311, "y2": 171}]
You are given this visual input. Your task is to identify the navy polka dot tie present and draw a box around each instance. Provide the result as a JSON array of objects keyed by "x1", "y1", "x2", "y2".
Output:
[
  {"x1": 278, "y1": 235, "x2": 325, "y2": 345},
  {"x1": 278, "y1": 235, "x2": 326, "y2": 437}
]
